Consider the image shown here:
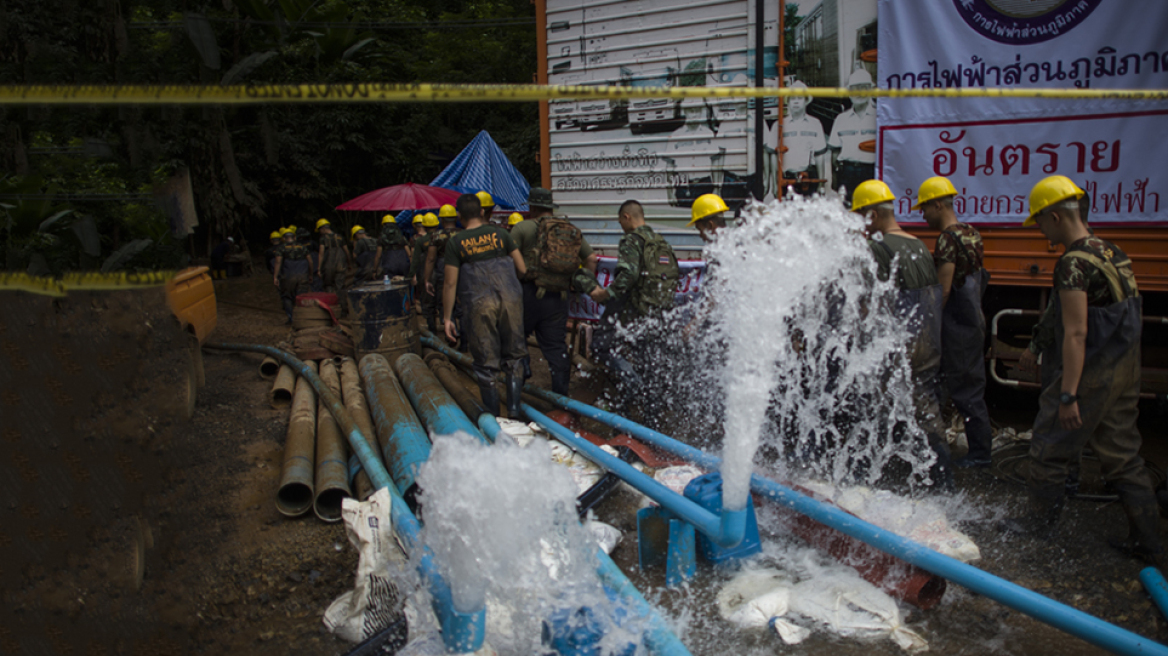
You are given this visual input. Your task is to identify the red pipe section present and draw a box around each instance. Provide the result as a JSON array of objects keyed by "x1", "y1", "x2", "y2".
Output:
[{"x1": 545, "y1": 410, "x2": 686, "y2": 469}]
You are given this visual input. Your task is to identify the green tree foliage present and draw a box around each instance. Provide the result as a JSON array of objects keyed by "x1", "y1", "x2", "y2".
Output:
[{"x1": 0, "y1": 0, "x2": 537, "y2": 272}]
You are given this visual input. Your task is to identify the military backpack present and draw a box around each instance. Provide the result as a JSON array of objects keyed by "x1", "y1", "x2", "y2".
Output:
[
  {"x1": 629, "y1": 230, "x2": 679, "y2": 316},
  {"x1": 534, "y1": 217, "x2": 583, "y2": 293}
]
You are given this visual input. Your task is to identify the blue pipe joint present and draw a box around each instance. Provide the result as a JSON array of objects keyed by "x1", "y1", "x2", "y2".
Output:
[
  {"x1": 542, "y1": 605, "x2": 636, "y2": 656},
  {"x1": 426, "y1": 563, "x2": 487, "y2": 653},
  {"x1": 683, "y1": 473, "x2": 761, "y2": 562},
  {"x1": 1141, "y1": 567, "x2": 1168, "y2": 622}
]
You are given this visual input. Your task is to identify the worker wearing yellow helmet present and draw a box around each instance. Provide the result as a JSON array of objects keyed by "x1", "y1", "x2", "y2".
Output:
[
  {"x1": 854, "y1": 179, "x2": 952, "y2": 490},
  {"x1": 409, "y1": 213, "x2": 433, "y2": 309},
  {"x1": 506, "y1": 212, "x2": 524, "y2": 231},
  {"x1": 375, "y1": 213, "x2": 411, "y2": 279},
  {"x1": 913, "y1": 176, "x2": 992, "y2": 468},
  {"x1": 315, "y1": 218, "x2": 350, "y2": 294},
  {"x1": 1001, "y1": 177, "x2": 1158, "y2": 565},
  {"x1": 476, "y1": 191, "x2": 496, "y2": 218},
  {"x1": 688, "y1": 193, "x2": 730, "y2": 243},
  {"x1": 265, "y1": 231, "x2": 283, "y2": 275},
  {"x1": 422, "y1": 204, "x2": 463, "y2": 333},
  {"x1": 351, "y1": 225, "x2": 378, "y2": 284}
]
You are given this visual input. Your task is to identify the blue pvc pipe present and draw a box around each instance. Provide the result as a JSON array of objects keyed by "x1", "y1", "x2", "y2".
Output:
[
  {"x1": 207, "y1": 343, "x2": 485, "y2": 653},
  {"x1": 595, "y1": 548, "x2": 692, "y2": 656},
  {"x1": 521, "y1": 384, "x2": 1168, "y2": 656},
  {"x1": 359, "y1": 354, "x2": 432, "y2": 497},
  {"x1": 524, "y1": 403, "x2": 747, "y2": 549},
  {"x1": 1141, "y1": 567, "x2": 1168, "y2": 622},
  {"x1": 393, "y1": 353, "x2": 488, "y2": 443}
]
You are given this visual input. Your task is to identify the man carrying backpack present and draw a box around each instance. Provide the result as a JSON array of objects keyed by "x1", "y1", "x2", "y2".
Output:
[
  {"x1": 511, "y1": 187, "x2": 598, "y2": 395},
  {"x1": 589, "y1": 200, "x2": 680, "y2": 413}
]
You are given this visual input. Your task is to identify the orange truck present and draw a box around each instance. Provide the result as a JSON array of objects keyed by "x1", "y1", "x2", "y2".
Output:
[{"x1": 536, "y1": 0, "x2": 1168, "y2": 398}]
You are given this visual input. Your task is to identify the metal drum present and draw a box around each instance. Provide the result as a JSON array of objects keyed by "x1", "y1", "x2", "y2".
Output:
[{"x1": 348, "y1": 280, "x2": 419, "y2": 362}]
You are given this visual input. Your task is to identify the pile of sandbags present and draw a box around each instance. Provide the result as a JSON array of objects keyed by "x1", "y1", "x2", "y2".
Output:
[{"x1": 291, "y1": 293, "x2": 355, "y2": 360}]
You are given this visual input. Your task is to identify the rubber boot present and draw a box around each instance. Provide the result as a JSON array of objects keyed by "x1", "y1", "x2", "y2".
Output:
[
  {"x1": 505, "y1": 374, "x2": 523, "y2": 420},
  {"x1": 999, "y1": 483, "x2": 1065, "y2": 538},
  {"x1": 477, "y1": 383, "x2": 501, "y2": 417},
  {"x1": 550, "y1": 366, "x2": 570, "y2": 396},
  {"x1": 282, "y1": 297, "x2": 294, "y2": 324},
  {"x1": 1110, "y1": 487, "x2": 1168, "y2": 570},
  {"x1": 522, "y1": 355, "x2": 532, "y2": 380}
]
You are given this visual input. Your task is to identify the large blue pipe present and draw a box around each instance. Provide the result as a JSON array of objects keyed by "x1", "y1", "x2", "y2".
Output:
[
  {"x1": 520, "y1": 383, "x2": 1168, "y2": 656},
  {"x1": 206, "y1": 343, "x2": 485, "y2": 653},
  {"x1": 595, "y1": 548, "x2": 691, "y2": 656},
  {"x1": 393, "y1": 353, "x2": 488, "y2": 444},
  {"x1": 1141, "y1": 567, "x2": 1168, "y2": 622},
  {"x1": 524, "y1": 403, "x2": 747, "y2": 549},
  {"x1": 358, "y1": 354, "x2": 431, "y2": 498}
]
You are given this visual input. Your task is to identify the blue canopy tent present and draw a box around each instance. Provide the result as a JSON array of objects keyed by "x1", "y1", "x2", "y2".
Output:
[
  {"x1": 430, "y1": 130, "x2": 531, "y2": 212},
  {"x1": 393, "y1": 131, "x2": 532, "y2": 231}
]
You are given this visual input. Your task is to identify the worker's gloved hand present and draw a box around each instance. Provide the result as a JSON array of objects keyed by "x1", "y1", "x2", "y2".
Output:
[
  {"x1": 444, "y1": 318, "x2": 459, "y2": 344},
  {"x1": 589, "y1": 287, "x2": 610, "y2": 303},
  {"x1": 1018, "y1": 349, "x2": 1039, "y2": 377}
]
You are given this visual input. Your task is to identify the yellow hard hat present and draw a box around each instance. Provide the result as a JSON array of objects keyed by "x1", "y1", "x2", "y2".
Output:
[
  {"x1": 423, "y1": 212, "x2": 440, "y2": 227},
  {"x1": 315, "y1": 218, "x2": 331, "y2": 231},
  {"x1": 476, "y1": 191, "x2": 495, "y2": 208},
  {"x1": 851, "y1": 179, "x2": 895, "y2": 212},
  {"x1": 412, "y1": 213, "x2": 425, "y2": 224},
  {"x1": 688, "y1": 194, "x2": 730, "y2": 227},
  {"x1": 508, "y1": 212, "x2": 524, "y2": 226},
  {"x1": 280, "y1": 227, "x2": 293, "y2": 236},
  {"x1": 912, "y1": 176, "x2": 958, "y2": 210},
  {"x1": 286, "y1": 224, "x2": 297, "y2": 233},
  {"x1": 269, "y1": 231, "x2": 281, "y2": 240},
  {"x1": 351, "y1": 225, "x2": 365, "y2": 238},
  {"x1": 438, "y1": 204, "x2": 457, "y2": 219},
  {"x1": 381, "y1": 214, "x2": 395, "y2": 225},
  {"x1": 1024, "y1": 175, "x2": 1085, "y2": 226}
]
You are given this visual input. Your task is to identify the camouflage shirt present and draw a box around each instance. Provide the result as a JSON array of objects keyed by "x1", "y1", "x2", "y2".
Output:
[
  {"x1": 278, "y1": 243, "x2": 310, "y2": 261},
  {"x1": 353, "y1": 237, "x2": 377, "y2": 256},
  {"x1": 410, "y1": 232, "x2": 432, "y2": 277},
  {"x1": 320, "y1": 233, "x2": 344, "y2": 251},
  {"x1": 868, "y1": 233, "x2": 938, "y2": 290},
  {"x1": 608, "y1": 225, "x2": 657, "y2": 303},
  {"x1": 1028, "y1": 236, "x2": 1134, "y2": 354},
  {"x1": 428, "y1": 227, "x2": 461, "y2": 262},
  {"x1": 379, "y1": 224, "x2": 407, "y2": 249},
  {"x1": 934, "y1": 223, "x2": 984, "y2": 290}
]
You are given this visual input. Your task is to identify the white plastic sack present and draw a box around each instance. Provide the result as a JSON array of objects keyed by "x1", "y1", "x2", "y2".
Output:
[
  {"x1": 717, "y1": 566, "x2": 928, "y2": 653},
  {"x1": 323, "y1": 487, "x2": 411, "y2": 642},
  {"x1": 799, "y1": 481, "x2": 981, "y2": 563},
  {"x1": 586, "y1": 520, "x2": 622, "y2": 555}
]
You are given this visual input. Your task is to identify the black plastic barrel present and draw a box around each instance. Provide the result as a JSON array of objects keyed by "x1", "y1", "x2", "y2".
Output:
[{"x1": 348, "y1": 280, "x2": 419, "y2": 362}]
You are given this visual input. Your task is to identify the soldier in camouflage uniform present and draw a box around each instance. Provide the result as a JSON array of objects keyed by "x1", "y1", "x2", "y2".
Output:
[
  {"x1": 441, "y1": 194, "x2": 527, "y2": 417},
  {"x1": 272, "y1": 230, "x2": 312, "y2": 323},
  {"x1": 855, "y1": 180, "x2": 953, "y2": 491},
  {"x1": 350, "y1": 226, "x2": 377, "y2": 285},
  {"x1": 315, "y1": 219, "x2": 351, "y2": 294},
  {"x1": 425, "y1": 206, "x2": 463, "y2": 339},
  {"x1": 411, "y1": 213, "x2": 439, "y2": 328},
  {"x1": 1003, "y1": 177, "x2": 1162, "y2": 569},
  {"x1": 511, "y1": 187, "x2": 597, "y2": 394},
  {"x1": 375, "y1": 214, "x2": 412, "y2": 279},
  {"x1": 588, "y1": 200, "x2": 679, "y2": 416},
  {"x1": 915, "y1": 177, "x2": 993, "y2": 468}
]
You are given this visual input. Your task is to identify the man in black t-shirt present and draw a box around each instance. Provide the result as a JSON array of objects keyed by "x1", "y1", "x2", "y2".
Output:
[{"x1": 442, "y1": 194, "x2": 528, "y2": 417}]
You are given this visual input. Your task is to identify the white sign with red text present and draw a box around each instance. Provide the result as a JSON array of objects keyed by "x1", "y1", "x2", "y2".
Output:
[
  {"x1": 568, "y1": 256, "x2": 707, "y2": 322},
  {"x1": 877, "y1": 0, "x2": 1168, "y2": 226}
]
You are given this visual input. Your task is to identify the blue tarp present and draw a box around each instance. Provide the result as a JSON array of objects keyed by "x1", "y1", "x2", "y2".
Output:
[{"x1": 429, "y1": 130, "x2": 531, "y2": 212}]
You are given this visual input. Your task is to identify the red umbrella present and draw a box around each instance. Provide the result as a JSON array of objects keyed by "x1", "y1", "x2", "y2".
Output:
[{"x1": 335, "y1": 183, "x2": 462, "y2": 211}]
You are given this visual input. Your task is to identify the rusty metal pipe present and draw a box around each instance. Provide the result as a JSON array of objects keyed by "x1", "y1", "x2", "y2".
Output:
[
  {"x1": 314, "y1": 359, "x2": 352, "y2": 522},
  {"x1": 339, "y1": 356, "x2": 385, "y2": 501},
  {"x1": 276, "y1": 362, "x2": 316, "y2": 517},
  {"x1": 260, "y1": 354, "x2": 281, "y2": 379},
  {"x1": 359, "y1": 354, "x2": 433, "y2": 506},
  {"x1": 270, "y1": 363, "x2": 297, "y2": 408}
]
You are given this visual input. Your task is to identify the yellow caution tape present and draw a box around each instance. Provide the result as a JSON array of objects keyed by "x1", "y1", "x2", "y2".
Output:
[
  {"x1": 0, "y1": 83, "x2": 1166, "y2": 105},
  {"x1": 0, "y1": 271, "x2": 175, "y2": 297}
]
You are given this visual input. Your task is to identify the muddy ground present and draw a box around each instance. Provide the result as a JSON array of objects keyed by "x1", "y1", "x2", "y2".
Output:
[{"x1": 5, "y1": 267, "x2": 1168, "y2": 655}]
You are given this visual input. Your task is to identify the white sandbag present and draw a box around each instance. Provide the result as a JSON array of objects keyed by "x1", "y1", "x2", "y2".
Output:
[
  {"x1": 788, "y1": 569, "x2": 928, "y2": 653},
  {"x1": 586, "y1": 520, "x2": 622, "y2": 555},
  {"x1": 323, "y1": 487, "x2": 410, "y2": 642}
]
